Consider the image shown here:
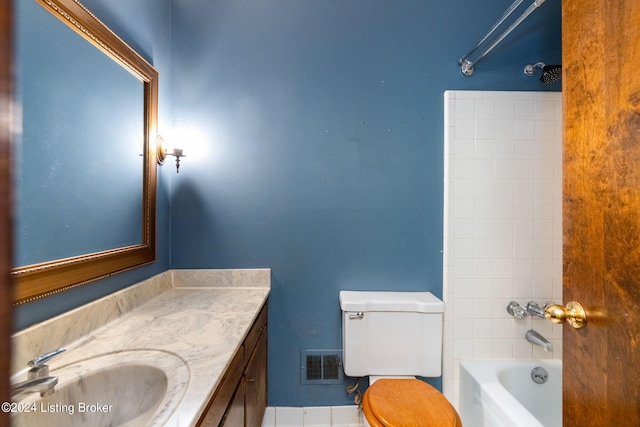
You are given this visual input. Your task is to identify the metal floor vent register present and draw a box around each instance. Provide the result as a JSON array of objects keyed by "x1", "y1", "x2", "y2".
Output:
[{"x1": 301, "y1": 350, "x2": 343, "y2": 384}]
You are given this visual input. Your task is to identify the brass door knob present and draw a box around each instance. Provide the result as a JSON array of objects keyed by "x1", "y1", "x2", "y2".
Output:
[{"x1": 544, "y1": 301, "x2": 586, "y2": 329}]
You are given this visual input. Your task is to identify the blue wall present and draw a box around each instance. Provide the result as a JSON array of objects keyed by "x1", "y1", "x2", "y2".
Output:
[
  {"x1": 14, "y1": 0, "x2": 561, "y2": 409},
  {"x1": 13, "y1": 0, "x2": 173, "y2": 330},
  {"x1": 169, "y1": 0, "x2": 561, "y2": 407}
]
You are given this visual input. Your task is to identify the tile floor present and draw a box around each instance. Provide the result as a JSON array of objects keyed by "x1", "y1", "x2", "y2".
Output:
[{"x1": 261, "y1": 406, "x2": 363, "y2": 427}]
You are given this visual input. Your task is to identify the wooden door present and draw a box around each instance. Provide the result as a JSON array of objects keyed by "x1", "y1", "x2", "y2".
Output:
[
  {"x1": 0, "y1": 1, "x2": 14, "y2": 425},
  {"x1": 563, "y1": 0, "x2": 640, "y2": 424}
]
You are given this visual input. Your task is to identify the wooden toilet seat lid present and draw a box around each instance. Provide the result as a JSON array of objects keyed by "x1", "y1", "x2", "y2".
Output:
[{"x1": 362, "y1": 379, "x2": 462, "y2": 427}]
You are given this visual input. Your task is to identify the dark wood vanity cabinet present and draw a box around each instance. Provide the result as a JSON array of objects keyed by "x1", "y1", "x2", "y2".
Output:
[
  {"x1": 243, "y1": 330, "x2": 268, "y2": 427},
  {"x1": 197, "y1": 301, "x2": 268, "y2": 427}
]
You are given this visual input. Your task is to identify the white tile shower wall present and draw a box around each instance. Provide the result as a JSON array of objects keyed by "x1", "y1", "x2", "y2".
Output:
[{"x1": 443, "y1": 91, "x2": 563, "y2": 408}]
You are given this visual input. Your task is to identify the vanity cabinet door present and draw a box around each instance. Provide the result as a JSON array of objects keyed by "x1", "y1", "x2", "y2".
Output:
[
  {"x1": 197, "y1": 346, "x2": 245, "y2": 427},
  {"x1": 196, "y1": 299, "x2": 268, "y2": 427},
  {"x1": 245, "y1": 330, "x2": 267, "y2": 427},
  {"x1": 220, "y1": 383, "x2": 245, "y2": 427}
]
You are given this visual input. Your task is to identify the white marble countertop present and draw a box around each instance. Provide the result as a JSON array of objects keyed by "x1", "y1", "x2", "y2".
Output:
[{"x1": 12, "y1": 269, "x2": 270, "y2": 427}]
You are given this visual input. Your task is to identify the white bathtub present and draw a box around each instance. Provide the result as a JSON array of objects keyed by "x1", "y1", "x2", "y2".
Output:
[{"x1": 459, "y1": 359, "x2": 562, "y2": 427}]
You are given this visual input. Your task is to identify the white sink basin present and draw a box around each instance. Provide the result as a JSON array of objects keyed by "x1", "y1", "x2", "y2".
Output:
[{"x1": 12, "y1": 350, "x2": 189, "y2": 427}]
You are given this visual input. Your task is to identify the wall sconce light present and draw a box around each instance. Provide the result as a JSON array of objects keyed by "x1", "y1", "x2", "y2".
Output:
[{"x1": 157, "y1": 135, "x2": 185, "y2": 173}]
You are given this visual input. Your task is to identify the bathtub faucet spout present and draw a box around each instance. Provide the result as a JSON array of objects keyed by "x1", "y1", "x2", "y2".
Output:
[{"x1": 525, "y1": 329, "x2": 553, "y2": 352}]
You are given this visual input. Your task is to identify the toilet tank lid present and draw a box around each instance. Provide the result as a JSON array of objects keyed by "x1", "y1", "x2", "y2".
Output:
[{"x1": 339, "y1": 291, "x2": 444, "y2": 313}]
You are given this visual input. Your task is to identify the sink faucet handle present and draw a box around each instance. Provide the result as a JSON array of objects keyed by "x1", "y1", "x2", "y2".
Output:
[
  {"x1": 27, "y1": 348, "x2": 65, "y2": 379},
  {"x1": 28, "y1": 348, "x2": 65, "y2": 369},
  {"x1": 28, "y1": 348, "x2": 65, "y2": 368}
]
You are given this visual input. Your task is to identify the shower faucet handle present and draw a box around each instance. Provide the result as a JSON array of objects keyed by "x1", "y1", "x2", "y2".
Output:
[
  {"x1": 525, "y1": 301, "x2": 546, "y2": 318},
  {"x1": 506, "y1": 301, "x2": 527, "y2": 319}
]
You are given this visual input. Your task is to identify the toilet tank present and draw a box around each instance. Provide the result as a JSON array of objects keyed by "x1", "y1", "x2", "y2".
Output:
[{"x1": 339, "y1": 291, "x2": 444, "y2": 378}]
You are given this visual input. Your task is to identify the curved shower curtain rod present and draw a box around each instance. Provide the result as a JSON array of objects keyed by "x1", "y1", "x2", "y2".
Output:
[{"x1": 458, "y1": 0, "x2": 548, "y2": 76}]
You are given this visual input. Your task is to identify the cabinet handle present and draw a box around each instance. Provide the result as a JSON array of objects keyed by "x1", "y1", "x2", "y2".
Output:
[{"x1": 247, "y1": 376, "x2": 256, "y2": 383}]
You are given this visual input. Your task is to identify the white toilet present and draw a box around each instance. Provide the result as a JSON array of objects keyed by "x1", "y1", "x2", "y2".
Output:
[{"x1": 339, "y1": 290, "x2": 461, "y2": 427}]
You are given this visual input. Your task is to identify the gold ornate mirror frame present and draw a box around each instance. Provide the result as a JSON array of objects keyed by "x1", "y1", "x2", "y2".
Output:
[{"x1": 12, "y1": 0, "x2": 158, "y2": 304}]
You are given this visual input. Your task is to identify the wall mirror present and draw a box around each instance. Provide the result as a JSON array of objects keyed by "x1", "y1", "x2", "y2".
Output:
[{"x1": 12, "y1": 0, "x2": 158, "y2": 304}]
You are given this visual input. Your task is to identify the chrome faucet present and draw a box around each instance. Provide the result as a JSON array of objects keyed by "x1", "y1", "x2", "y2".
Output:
[
  {"x1": 12, "y1": 348, "x2": 65, "y2": 398},
  {"x1": 507, "y1": 301, "x2": 551, "y2": 319},
  {"x1": 12, "y1": 376, "x2": 58, "y2": 398},
  {"x1": 525, "y1": 301, "x2": 547, "y2": 318},
  {"x1": 506, "y1": 301, "x2": 528, "y2": 319},
  {"x1": 525, "y1": 329, "x2": 553, "y2": 352}
]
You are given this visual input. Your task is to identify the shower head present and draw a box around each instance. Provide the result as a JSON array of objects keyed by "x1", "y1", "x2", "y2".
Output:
[
  {"x1": 524, "y1": 62, "x2": 562, "y2": 84},
  {"x1": 540, "y1": 64, "x2": 562, "y2": 84}
]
